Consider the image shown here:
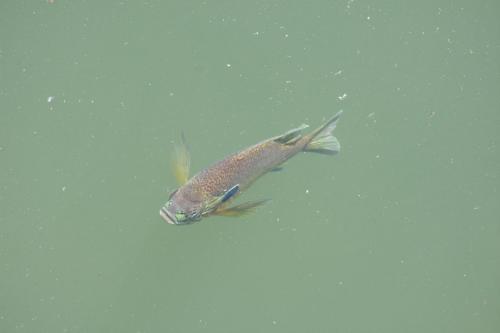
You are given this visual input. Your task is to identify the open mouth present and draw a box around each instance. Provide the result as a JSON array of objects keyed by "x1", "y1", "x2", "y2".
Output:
[{"x1": 159, "y1": 206, "x2": 176, "y2": 225}]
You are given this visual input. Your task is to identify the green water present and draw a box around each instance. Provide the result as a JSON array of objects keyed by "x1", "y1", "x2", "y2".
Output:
[{"x1": 1, "y1": 1, "x2": 499, "y2": 332}]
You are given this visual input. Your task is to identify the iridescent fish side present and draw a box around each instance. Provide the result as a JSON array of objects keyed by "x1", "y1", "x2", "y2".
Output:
[{"x1": 160, "y1": 111, "x2": 343, "y2": 225}]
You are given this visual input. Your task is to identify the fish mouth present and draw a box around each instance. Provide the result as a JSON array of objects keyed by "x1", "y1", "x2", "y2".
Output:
[{"x1": 159, "y1": 206, "x2": 177, "y2": 225}]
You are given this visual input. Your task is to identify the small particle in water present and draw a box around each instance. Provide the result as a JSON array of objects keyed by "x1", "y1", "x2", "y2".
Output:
[
  {"x1": 62, "y1": 186, "x2": 66, "y2": 192},
  {"x1": 272, "y1": 320, "x2": 277, "y2": 325},
  {"x1": 305, "y1": 189, "x2": 309, "y2": 194},
  {"x1": 252, "y1": 31, "x2": 260, "y2": 36},
  {"x1": 47, "y1": 96, "x2": 55, "y2": 103},
  {"x1": 226, "y1": 63, "x2": 231, "y2": 68},
  {"x1": 338, "y1": 93, "x2": 347, "y2": 101}
]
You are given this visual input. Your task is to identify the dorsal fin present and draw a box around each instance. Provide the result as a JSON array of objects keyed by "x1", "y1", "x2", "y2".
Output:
[{"x1": 273, "y1": 124, "x2": 309, "y2": 145}]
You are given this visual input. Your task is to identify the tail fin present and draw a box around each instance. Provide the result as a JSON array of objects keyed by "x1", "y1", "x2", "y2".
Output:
[{"x1": 304, "y1": 111, "x2": 342, "y2": 155}]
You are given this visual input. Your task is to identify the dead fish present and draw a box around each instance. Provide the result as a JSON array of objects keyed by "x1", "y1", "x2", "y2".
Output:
[{"x1": 160, "y1": 111, "x2": 343, "y2": 225}]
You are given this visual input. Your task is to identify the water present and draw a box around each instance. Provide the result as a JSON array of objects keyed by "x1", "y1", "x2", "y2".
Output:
[{"x1": 1, "y1": 1, "x2": 499, "y2": 332}]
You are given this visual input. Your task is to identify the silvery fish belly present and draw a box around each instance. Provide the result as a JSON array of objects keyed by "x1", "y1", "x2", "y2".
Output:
[{"x1": 160, "y1": 111, "x2": 343, "y2": 225}]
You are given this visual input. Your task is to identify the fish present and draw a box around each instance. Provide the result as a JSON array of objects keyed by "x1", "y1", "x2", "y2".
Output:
[{"x1": 159, "y1": 111, "x2": 343, "y2": 225}]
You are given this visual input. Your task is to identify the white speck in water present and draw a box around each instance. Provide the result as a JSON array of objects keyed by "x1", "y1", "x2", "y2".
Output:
[
  {"x1": 47, "y1": 96, "x2": 55, "y2": 103},
  {"x1": 272, "y1": 320, "x2": 277, "y2": 325},
  {"x1": 62, "y1": 186, "x2": 66, "y2": 192},
  {"x1": 338, "y1": 93, "x2": 347, "y2": 101},
  {"x1": 252, "y1": 31, "x2": 260, "y2": 36},
  {"x1": 305, "y1": 189, "x2": 309, "y2": 194},
  {"x1": 338, "y1": 281, "x2": 344, "y2": 285},
  {"x1": 333, "y1": 69, "x2": 342, "y2": 76},
  {"x1": 226, "y1": 63, "x2": 232, "y2": 68},
  {"x1": 473, "y1": 205, "x2": 480, "y2": 210}
]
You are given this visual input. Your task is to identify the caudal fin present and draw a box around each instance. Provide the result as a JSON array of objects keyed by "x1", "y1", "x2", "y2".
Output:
[{"x1": 304, "y1": 111, "x2": 342, "y2": 155}]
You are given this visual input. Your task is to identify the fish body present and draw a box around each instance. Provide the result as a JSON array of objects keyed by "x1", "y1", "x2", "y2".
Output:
[{"x1": 160, "y1": 111, "x2": 342, "y2": 225}]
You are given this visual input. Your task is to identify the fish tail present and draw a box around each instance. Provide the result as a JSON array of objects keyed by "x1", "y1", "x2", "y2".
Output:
[{"x1": 304, "y1": 111, "x2": 342, "y2": 155}]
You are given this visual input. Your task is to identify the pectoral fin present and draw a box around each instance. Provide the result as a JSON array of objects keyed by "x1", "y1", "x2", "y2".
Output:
[
  {"x1": 214, "y1": 199, "x2": 270, "y2": 217},
  {"x1": 203, "y1": 184, "x2": 240, "y2": 213},
  {"x1": 172, "y1": 132, "x2": 191, "y2": 185}
]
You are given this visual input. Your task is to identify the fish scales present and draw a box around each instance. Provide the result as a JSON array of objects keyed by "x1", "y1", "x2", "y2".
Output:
[{"x1": 190, "y1": 137, "x2": 306, "y2": 198}]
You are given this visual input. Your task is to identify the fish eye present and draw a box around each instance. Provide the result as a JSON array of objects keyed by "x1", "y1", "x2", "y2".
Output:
[{"x1": 175, "y1": 212, "x2": 187, "y2": 222}]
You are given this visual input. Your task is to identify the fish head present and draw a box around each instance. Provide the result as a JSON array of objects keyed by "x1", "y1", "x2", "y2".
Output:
[{"x1": 159, "y1": 188, "x2": 203, "y2": 225}]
